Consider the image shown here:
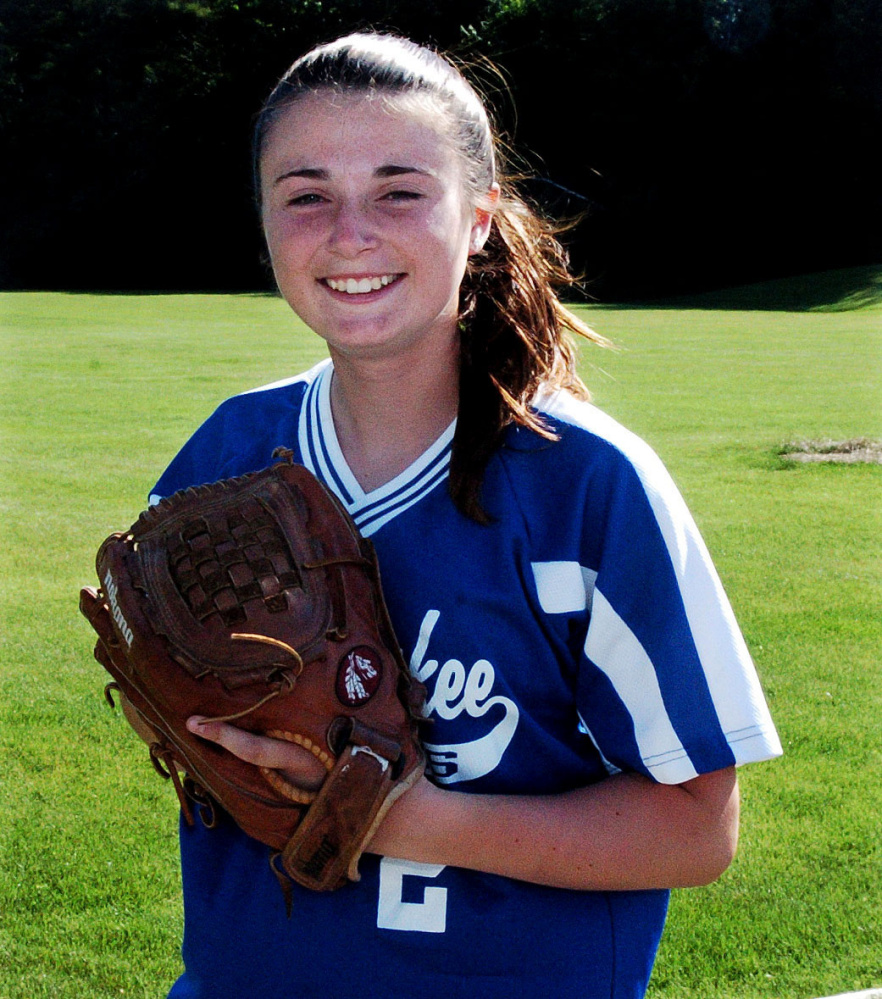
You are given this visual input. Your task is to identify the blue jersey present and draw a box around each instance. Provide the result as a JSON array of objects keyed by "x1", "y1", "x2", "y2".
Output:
[{"x1": 152, "y1": 359, "x2": 781, "y2": 999}]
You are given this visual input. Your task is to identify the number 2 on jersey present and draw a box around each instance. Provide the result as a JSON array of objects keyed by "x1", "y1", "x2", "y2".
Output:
[{"x1": 377, "y1": 858, "x2": 448, "y2": 933}]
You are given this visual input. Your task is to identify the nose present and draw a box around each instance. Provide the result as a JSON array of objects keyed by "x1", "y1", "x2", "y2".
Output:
[{"x1": 327, "y1": 200, "x2": 378, "y2": 258}]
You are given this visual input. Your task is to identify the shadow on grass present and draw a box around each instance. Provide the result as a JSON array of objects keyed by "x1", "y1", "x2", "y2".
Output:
[
  {"x1": 51, "y1": 288, "x2": 280, "y2": 298},
  {"x1": 22, "y1": 263, "x2": 882, "y2": 313},
  {"x1": 587, "y1": 264, "x2": 882, "y2": 313}
]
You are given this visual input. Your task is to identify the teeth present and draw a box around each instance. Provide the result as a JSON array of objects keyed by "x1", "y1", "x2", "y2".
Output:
[{"x1": 326, "y1": 275, "x2": 397, "y2": 294}]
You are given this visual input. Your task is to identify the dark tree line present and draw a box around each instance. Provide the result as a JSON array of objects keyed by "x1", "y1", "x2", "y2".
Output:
[{"x1": 1, "y1": 0, "x2": 880, "y2": 299}]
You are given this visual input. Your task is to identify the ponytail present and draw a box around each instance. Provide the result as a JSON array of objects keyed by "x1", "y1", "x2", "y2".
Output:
[{"x1": 451, "y1": 186, "x2": 609, "y2": 522}]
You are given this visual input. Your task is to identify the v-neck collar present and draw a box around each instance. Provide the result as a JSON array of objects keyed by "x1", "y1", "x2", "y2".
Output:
[{"x1": 297, "y1": 361, "x2": 455, "y2": 537}]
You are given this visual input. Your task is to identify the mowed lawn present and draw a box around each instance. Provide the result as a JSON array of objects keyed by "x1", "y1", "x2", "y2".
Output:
[{"x1": 1, "y1": 270, "x2": 879, "y2": 999}]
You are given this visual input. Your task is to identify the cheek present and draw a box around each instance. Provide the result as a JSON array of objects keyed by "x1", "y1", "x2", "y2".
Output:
[
  {"x1": 262, "y1": 213, "x2": 320, "y2": 269},
  {"x1": 420, "y1": 200, "x2": 476, "y2": 264}
]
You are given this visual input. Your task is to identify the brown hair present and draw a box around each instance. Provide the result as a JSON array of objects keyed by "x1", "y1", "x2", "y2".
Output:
[{"x1": 253, "y1": 33, "x2": 608, "y2": 521}]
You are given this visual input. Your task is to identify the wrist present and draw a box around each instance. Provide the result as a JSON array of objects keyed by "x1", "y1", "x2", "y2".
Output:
[{"x1": 367, "y1": 774, "x2": 447, "y2": 860}]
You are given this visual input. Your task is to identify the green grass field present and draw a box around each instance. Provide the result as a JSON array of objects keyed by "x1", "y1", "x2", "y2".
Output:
[{"x1": 1, "y1": 268, "x2": 880, "y2": 998}]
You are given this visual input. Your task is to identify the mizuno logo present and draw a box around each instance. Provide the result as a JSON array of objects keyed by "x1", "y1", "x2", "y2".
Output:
[{"x1": 103, "y1": 569, "x2": 134, "y2": 647}]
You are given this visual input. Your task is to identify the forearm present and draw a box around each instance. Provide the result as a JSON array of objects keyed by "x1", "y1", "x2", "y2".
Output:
[
  {"x1": 187, "y1": 716, "x2": 739, "y2": 892},
  {"x1": 369, "y1": 766, "x2": 739, "y2": 891}
]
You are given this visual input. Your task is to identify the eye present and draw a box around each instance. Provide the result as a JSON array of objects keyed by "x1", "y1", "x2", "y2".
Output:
[
  {"x1": 381, "y1": 189, "x2": 423, "y2": 203},
  {"x1": 286, "y1": 192, "x2": 327, "y2": 207}
]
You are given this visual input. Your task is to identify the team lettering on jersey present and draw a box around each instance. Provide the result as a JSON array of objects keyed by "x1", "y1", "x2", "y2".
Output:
[{"x1": 409, "y1": 609, "x2": 519, "y2": 785}]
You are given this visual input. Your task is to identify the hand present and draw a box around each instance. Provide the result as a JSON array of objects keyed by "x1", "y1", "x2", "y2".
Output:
[{"x1": 186, "y1": 716, "x2": 328, "y2": 793}]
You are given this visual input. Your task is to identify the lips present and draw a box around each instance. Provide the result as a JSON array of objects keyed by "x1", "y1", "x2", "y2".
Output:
[{"x1": 323, "y1": 274, "x2": 402, "y2": 295}]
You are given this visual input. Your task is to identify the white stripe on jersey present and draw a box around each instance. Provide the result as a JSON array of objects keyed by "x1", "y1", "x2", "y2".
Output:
[
  {"x1": 298, "y1": 363, "x2": 455, "y2": 537},
  {"x1": 585, "y1": 589, "x2": 699, "y2": 784},
  {"x1": 577, "y1": 712, "x2": 623, "y2": 776},
  {"x1": 240, "y1": 362, "x2": 327, "y2": 396},
  {"x1": 537, "y1": 389, "x2": 783, "y2": 771},
  {"x1": 298, "y1": 364, "x2": 354, "y2": 503},
  {"x1": 355, "y1": 449, "x2": 452, "y2": 535},
  {"x1": 532, "y1": 560, "x2": 598, "y2": 614}
]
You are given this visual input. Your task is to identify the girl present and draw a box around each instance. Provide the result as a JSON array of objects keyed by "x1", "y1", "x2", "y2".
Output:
[{"x1": 150, "y1": 32, "x2": 781, "y2": 999}]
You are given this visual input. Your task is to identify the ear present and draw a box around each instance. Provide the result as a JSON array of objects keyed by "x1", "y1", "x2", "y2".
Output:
[{"x1": 468, "y1": 183, "x2": 500, "y2": 256}]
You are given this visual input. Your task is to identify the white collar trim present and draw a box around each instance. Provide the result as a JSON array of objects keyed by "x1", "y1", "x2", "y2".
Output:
[{"x1": 297, "y1": 363, "x2": 455, "y2": 535}]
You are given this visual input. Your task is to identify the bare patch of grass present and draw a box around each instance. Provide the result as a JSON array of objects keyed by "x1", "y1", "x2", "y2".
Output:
[{"x1": 778, "y1": 438, "x2": 882, "y2": 464}]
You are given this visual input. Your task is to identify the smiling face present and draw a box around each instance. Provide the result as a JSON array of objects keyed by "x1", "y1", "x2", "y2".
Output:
[{"x1": 259, "y1": 91, "x2": 495, "y2": 364}]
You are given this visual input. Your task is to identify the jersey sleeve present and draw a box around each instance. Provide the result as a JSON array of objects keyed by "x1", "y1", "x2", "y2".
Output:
[
  {"x1": 148, "y1": 402, "x2": 235, "y2": 503},
  {"x1": 573, "y1": 431, "x2": 782, "y2": 784},
  {"x1": 528, "y1": 392, "x2": 782, "y2": 786},
  {"x1": 148, "y1": 377, "x2": 311, "y2": 503}
]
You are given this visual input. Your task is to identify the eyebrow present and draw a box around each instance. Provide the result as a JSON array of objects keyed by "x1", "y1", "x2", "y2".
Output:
[
  {"x1": 273, "y1": 164, "x2": 431, "y2": 185},
  {"x1": 274, "y1": 168, "x2": 327, "y2": 184},
  {"x1": 375, "y1": 164, "x2": 430, "y2": 178}
]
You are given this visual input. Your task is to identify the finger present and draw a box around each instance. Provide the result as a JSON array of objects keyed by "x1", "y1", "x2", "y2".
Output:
[
  {"x1": 187, "y1": 716, "x2": 327, "y2": 789},
  {"x1": 186, "y1": 716, "x2": 287, "y2": 767}
]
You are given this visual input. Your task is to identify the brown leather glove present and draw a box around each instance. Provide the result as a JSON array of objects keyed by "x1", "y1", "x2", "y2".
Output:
[{"x1": 80, "y1": 454, "x2": 425, "y2": 894}]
